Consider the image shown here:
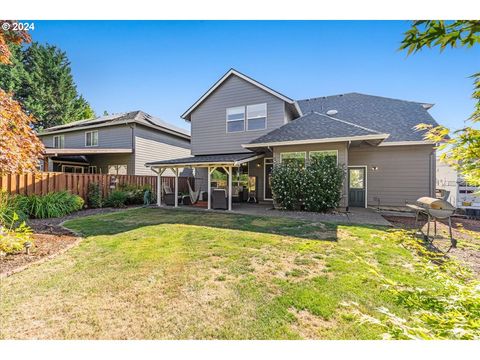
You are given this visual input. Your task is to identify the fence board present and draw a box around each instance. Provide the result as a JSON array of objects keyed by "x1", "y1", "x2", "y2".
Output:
[{"x1": 1, "y1": 172, "x2": 193, "y2": 202}]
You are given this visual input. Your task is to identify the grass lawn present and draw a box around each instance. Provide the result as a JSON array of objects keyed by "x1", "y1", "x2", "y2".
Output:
[{"x1": 0, "y1": 207, "x2": 442, "y2": 339}]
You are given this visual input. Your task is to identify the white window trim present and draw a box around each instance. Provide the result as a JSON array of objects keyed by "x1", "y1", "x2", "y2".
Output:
[
  {"x1": 308, "y1": 150, "x2": 339, "y2": 165},
  {"x1": 263, "y1": 157, "x2": 274, "y2": 201},
  {"x1": 88, "y1": 166, "x2": 97, "y2": 174},
  {"x1": 279, "y1": 151, "x2": 307, "y2": 163},
  {"x1": 226, "y1": 106, "x2": 245, "y2": 133},
  {"x1": 348, "y1": 165, "x2": 368, "y2": 208},
  {"x1": 246, "y1": 103, "x2": 267, "y2": 132},
  {"x1": 53, "y1": 135, "x2": 65, "y2": 149},
  {"x1": 85, "y1": 130, "x2": 99, "y2": 147}
]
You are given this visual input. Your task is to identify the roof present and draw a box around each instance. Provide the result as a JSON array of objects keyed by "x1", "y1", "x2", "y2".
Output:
[
  {"x1": 146, "y1": 152, "x2": 263, "y2": 168},
  {"x1": 181, "y1": 69, "x2": 301, "y2": 121},
  {"x1": 296, "y1": 92, "x2": 438, "y2": 142},
  {"x1": 44, "y1": 148, "x2": 133, "y2": 155},
  {"x1": 38, "y1": 111, "x2": 190, "y2": 140},
  {"x1": 244, "y1": 112, "x2": 389, "y2": 147}
]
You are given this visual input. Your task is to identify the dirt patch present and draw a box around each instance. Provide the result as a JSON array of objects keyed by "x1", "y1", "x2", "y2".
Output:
[
  {"x1": 289, "y1": 307, "x2": 337, "y2": 339},
  {"x1": 383, "y1": 215, "x2": 480, "y2": 277}
]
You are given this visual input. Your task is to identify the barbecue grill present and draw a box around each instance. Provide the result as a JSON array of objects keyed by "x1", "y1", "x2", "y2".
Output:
[{"x1": 406, "y1": 197, "x2": 457, "y2": 250}]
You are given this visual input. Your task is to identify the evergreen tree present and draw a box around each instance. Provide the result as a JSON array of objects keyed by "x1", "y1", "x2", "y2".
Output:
[{"x1": 0, "y1": 42, "x2": 95, "y2": 130}]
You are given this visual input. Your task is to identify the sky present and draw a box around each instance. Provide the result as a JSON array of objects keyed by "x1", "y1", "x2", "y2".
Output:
[{"x1": 30, "y1": 20, "x2": 480, "y2": 131}]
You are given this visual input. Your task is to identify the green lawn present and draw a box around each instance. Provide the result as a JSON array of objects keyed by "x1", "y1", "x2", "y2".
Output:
[{"x1": 1, "y1": 208, "x2": 440, "y2": 339}]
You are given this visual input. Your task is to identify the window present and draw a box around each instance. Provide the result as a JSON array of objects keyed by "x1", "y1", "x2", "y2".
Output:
[
  {"x1": 62, "y1": 165, "x2": 84, "y2": 173},
  {"x1": 85, "y1": 130, "x2": 98, "y2": 147},
  {"x1": 88, "y1": 166, "x2": 97, "y2": 174},
  {"x1": 280, "y1": 152, "x2": 306, "y2": 166},
  {"x1": 309, "y1": 150, "x2": 338, "y2": 164},
  {"x1": 226, "y1": 106, "x2": 245, "y2": 133},
  {"x1": 53, "y1": 135, "x2": 64, "y2": 149},
  {"x1": 247, "y1": 103, "x2": 267, "y2": 131},
  {"x1": 108, "y1": 165, "x2": 127, "y2": 175},
  {"x1": 349, "y1": 169, "x2": 365, "y2": 189}
]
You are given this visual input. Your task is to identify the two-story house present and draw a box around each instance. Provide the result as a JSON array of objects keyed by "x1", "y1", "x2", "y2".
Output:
[
  {"x1": 39, "y1": 110, "x2": 191, "y2": 176},
  {"x1": 146, "y1": 69, "x2": 439, "y2": 210}
]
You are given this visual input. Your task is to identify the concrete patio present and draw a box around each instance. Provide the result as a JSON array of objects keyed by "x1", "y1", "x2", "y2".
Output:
[{"x1": 157, "y1": 202, "x2": 392, "y2": 226}]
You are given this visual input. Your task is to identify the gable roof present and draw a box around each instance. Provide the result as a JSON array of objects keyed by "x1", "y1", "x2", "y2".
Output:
[
  {"x1": 296, "y1": 92, "x2": 437, "y2": 142},
  {"x1": 38, "y1": 111, "x2": 190, "y2": 140},
  {"x1": 181, "y1": 68, "x2": 301, "y2": 121},
  {"x1": 244, "y1": 112, "x2": 389, "y2": 148}
]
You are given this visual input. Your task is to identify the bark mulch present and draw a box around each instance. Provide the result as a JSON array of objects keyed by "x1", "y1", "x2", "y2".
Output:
[
  {"x1": 1, "y1": 207, "x2": 135, "y2": 277},
  {"x1": 383, "y1": 215, "x2": 480, "y2": 277}
]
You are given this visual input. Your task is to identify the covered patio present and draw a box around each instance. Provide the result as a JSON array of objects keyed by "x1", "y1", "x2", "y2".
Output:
[{"x1": 146, "y1": 153, "x2": 265, "y2": 211}]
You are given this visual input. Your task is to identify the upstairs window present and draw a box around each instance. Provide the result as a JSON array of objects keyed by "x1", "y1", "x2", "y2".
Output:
[
  {"x1": 247, "y1": 103, "x2": 267, "y2": 131},
  {"x1": 85, "y1": 130, "x2": 98, "y2": 147},
  {"x1": 226, "y1": 106, "x2": 245, "y2": 133},
  {"x1": 53, "y1": 135, "x2": 64, "y2": 149}
]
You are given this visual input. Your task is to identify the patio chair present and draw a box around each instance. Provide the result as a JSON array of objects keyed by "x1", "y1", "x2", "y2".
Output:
[
  {"x1": 163, "y1": 184, "x2": 175, "y2": 206},
  {"x1": 212, "y1": 188, "x2": 227, "y2": 210}
]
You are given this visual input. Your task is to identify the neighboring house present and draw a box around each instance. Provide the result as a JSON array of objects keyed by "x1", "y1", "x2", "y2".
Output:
[
  {"x1": 38, "y1": 111, "x2": 191, "y2": 176},
  {"x1": 146, "y1": 69, "x2": 439, "y2": 209}
]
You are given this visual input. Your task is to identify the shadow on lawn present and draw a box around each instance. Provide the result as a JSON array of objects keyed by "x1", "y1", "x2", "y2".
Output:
[{"x1": 63, "y1": 207, "x2": 341, "y2": 242}]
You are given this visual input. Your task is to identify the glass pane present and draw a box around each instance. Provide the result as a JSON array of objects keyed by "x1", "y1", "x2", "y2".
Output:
[
  {"x1": 227, "y1": 120, "x2": 244, "y2": 132},
  {"x1": 117, "y1": 165, "x2": 127, "y2": 175},
  {"x1": 93, "y1": 131, "x2": 98, "y2": 145},
  {"x1": 281, "y1": 152, "x2": 306, "y2": 166},
  {"x1": 247, "y1": 117, "x2": 266, "y2": 130},
  {"x1": 349, "y1": 169, "x2": 364, "y2": 189},
  {"x1": 227, "y1": 106, "x2": 245, "y2": 121},
  {"x1": 247, "y1": 103, "x2": 266, "y2": 118}
]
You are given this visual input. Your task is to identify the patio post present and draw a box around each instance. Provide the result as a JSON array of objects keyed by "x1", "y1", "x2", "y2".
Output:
[
  {"x1": 173, "y1": 167, "x2": 179, "y2": 207},
  {"x1": 156, "y1": 167, "x2": 165, "y2": 206},
  {"x1": 227, "y1": 165, "x2": 232, "y2": 211},
  {"x1": 207, "y1": 166, "x2": 214, "y2": 210}
]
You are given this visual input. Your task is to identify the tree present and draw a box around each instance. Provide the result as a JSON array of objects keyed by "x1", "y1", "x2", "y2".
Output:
[
  {"x1": 0, "y1": 42, "x2": 95, "y2": 129},
  {"x1": 0, "y1": 22, "x2": 44, "y2": 174},
  {"x1": 400, "y1": 21, "x2": 480, "y2": 186}
]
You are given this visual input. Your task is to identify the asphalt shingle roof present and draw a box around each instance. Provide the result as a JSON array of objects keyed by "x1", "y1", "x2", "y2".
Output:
[
  {"x1": 146, "y1": 152, "x2": 256, "y2": 166},
  {"x1": 40, "y1": 110, "x2": 190, "y2": 138},
  {"x1": 249, "y1": 112, "x2": 386, "y2": 145},
  {"x1": 296, "y1": 92, "x2": 438, "y2": 142}
]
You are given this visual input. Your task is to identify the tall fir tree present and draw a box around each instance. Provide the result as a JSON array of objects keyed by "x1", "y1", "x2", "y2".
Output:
[{"x1": 0, "y1": 42, "x2": 95, "y2": 130}]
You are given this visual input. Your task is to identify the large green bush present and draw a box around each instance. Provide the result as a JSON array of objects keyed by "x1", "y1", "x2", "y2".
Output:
[
  {"x1": 105, "y1": 190, "x2": 128, "y2": 208},
  {"x1": 271, "y1": 157, "x2": 345, "y2": 212},
  {"x1": 0, "y1": 191, "x2": 28, "y2": 226},
  {"x1": 19, "y1": 191, "x2": 84, "y2": 219},
  {"x1": 118, "y1": 184, "x2": 152, "y2": 205}
]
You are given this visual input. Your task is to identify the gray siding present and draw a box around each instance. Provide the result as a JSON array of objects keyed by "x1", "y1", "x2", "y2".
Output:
[
  {"x1": 190, "y1": 74, "x2": 287, "y2": 155},
  {"x1": 348, "y1": 144, "x2": 436, "y2": 207},
  {"x1": 40, "y1": 125, "x2": 133, "y2": 149},
  {"x1": 272, "y1": 142, "x2": 349, "y2": 207},
  {"x1": 133, "y1": 125, "x2": 191, "y2": 176}
]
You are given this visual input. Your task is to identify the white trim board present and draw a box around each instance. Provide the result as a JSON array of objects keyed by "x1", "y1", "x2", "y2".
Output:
[
  {"x1": 181, "y1": 69, "x2": 297, "y2": 121},
  {"x1": 243, "y1": 134, "x2": 390, "y2": 148}
]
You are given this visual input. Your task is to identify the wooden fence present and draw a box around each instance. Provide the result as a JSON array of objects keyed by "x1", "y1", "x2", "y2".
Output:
[{"x1": 0, "y1": 172, "x2": 194, "y2": 201}]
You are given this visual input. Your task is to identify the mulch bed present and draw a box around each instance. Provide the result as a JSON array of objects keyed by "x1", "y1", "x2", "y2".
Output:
[
  {"x1": 383, "y1": 215, "x2": 480, "y2": 277},
  {"x1": 1, "y1": 207, "x2": 137, "y2": 277}
]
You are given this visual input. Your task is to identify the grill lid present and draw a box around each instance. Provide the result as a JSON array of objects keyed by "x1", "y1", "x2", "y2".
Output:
[{"x1": 416, "y1": 197, "x2": 455, "y2": 211}]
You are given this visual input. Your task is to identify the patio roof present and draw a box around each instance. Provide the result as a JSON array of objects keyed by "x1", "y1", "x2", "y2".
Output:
[
  {"x1": 146, "y1": 152, "x2": 264, "y2": 168},
  {"x1": 44, "y1": 148, "x2": 133, "y2": 156}
]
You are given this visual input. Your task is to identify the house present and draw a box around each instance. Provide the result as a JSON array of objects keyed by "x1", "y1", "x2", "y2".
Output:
[
  {"x1": 146, "y1": 69, "x2": 439, "y2": 210},
  {"x1": 38, "y1": 110, "x2": 191, "y2": 176}
]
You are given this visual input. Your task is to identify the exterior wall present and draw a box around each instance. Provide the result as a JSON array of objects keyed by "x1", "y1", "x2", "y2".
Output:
[
  {"x1": 190, "y1": 74, "x2": 287, "y2": 155},
  {"x1": 248, "y1": 157, "x2": 267, "y2": 202},
  {"x1": 272, "y1": 142, "x2": 349, "y2": 207},
  {"x1": 133, "y1": 125, "x2": 191, "y2": 176},
  {"x1": 348, "y1": 144, "x2": 436, "y2": 207},
  {"x1": 40, "y1": 125, "x2": 134, "y2": 149}
]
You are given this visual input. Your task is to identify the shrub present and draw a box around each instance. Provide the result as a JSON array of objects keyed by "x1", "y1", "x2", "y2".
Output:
[
  {"x1": 118, "y1": 184, "x2": 152, "y2": 205},
  {"x1": 105, "y1": 190, "x2": 128, "y2": 208},
  {"x1": 271, "y1": 157, "x2": 345, "y2": 212},
  {"x1": 0, "y1": 214, "x2": 33, "y2": 255},
  {"x1": 0, "y1": 191, "x2": 28, "y2": 226},
  {"x1": 87, "y1": 183, "x2": 102, "y2": 208},
  {"x1": 303, "y1": 157, "x2": 345, "y2": 212},
  {"x1": 21, "y1": 191, "x2": 84, "y2": 219}
]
